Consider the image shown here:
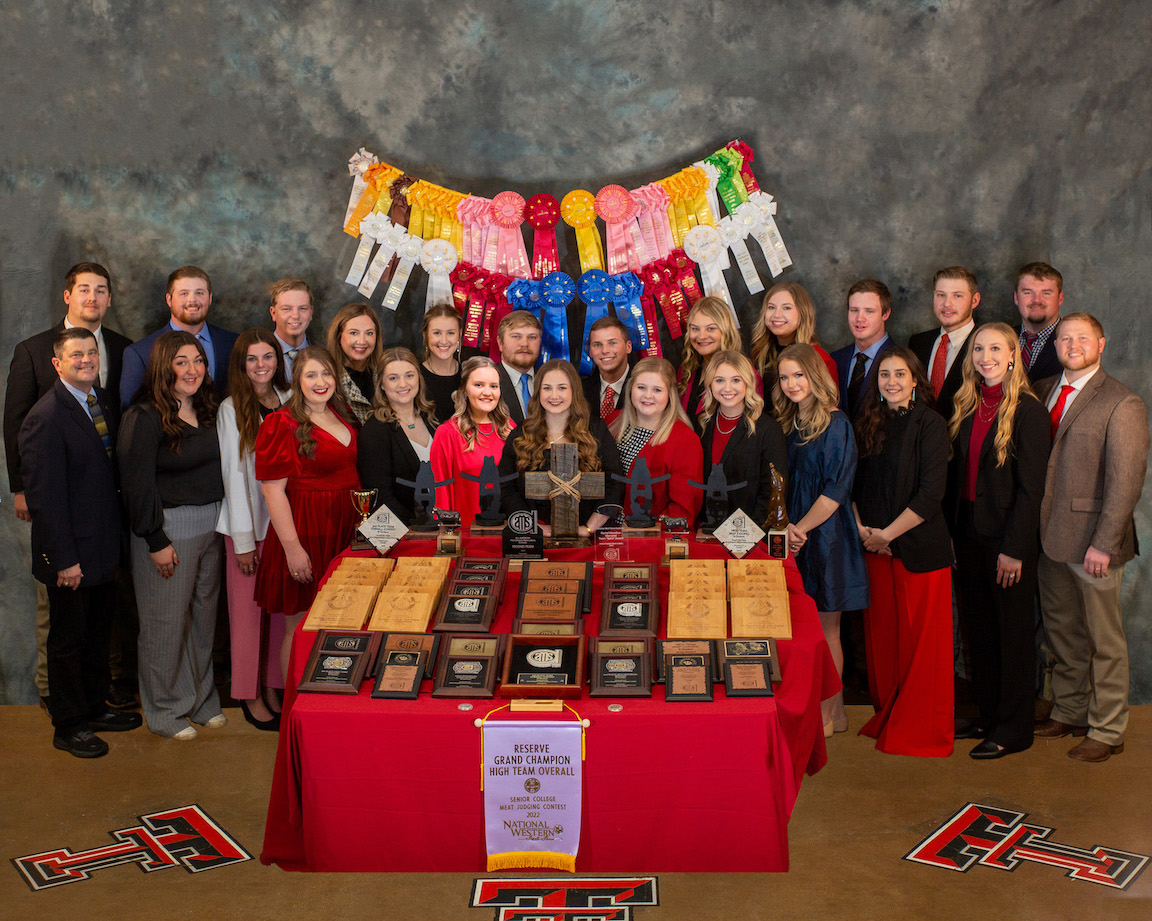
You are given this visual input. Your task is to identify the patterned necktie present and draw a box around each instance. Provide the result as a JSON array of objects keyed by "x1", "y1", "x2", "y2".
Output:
[
  {"x1": 929, "y1": 332, "x2": 950, "y2": 398},
  {"x1": 1020, "y1": 331, "x2": 1038, "y2": 368},
  {"x1": 86, "y1": 393, "x2": 112, "y2": 457},
  {"x1": 286, "y1": 348, "x2": 300, "y2": 362},
  {"x1": 519, "y1": 372, "x2": 532, "y2": 411},
  {"x1": 847, "y1": 352, "x2": 868, "y2": 409},
  {"x1": 601, "y1": 386, "x2": 616, "y2": 420},
  {"x1": 1049, "y1": 384, "x2": 1075, "y2": 439}
]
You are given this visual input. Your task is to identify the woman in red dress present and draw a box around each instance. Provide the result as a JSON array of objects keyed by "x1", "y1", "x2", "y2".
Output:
[{"x1": 255, "y1": 346, "x2": 360, "y2": 676}]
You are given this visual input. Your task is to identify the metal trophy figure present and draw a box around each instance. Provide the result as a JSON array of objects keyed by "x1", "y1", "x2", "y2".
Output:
[
  {"x1": 688, "y1": 463, "x2": 747, "y2": 534},
  {"x1": 396, "y1": 460, "x2": 452, "y2": 532},
  {"x1": 611, "y1": 456, "x2": 670, "y2": 529},
  {"x1": 763, "y1": 462, "x2": 789, "y2": 559},
  {"x1": 350, "y1": 487, "x2": 378, "y2": 551},
  {"x1": 460, "y1": 455, "x2": 518, "y2": 530}
]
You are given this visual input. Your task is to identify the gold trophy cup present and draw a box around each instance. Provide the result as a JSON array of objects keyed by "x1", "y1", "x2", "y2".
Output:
[{"x1": 350, "y1": 488, "x2": 379, "y2": 552}]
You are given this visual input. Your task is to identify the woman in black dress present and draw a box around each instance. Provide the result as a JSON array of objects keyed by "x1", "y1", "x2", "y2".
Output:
[{"x1": 419, "y1": 303, "x2": 463, "y2": 425}]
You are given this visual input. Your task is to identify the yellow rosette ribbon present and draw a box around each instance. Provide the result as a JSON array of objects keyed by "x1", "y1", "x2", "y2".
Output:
[{"x1": 560, "y1": 190, "x2": 605, "y2": 273}]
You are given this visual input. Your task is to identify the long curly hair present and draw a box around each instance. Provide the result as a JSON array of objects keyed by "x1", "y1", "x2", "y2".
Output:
[
  {"x1": 750, "y1": 282, "x2": 822, "y2": 380},
  {"x1": 948, "y1": 321, "x2": 1036, "y2": 468},
  {"x1": 699, "y1": 350, "x2": 765, "y2": 433},
  {"x1": 371, "y1": 346, "x2": 437, "y2": 424},
  {"x1": 677, "y1": 296, "x2": 743, "y2": 396},
  {"x1": 227, "y1": 328, "x2": 288, "y2": 457},
  {"x1": 854, "y1": 347, "x2": 935, "y2": 457},
  {"x1": 513, "y1": 359, "x2": 602, "y2": 473},
  {"x1": 617, "y1": 357, "x2": 690, "y2": 446},
  {"x1": 284, "y1": 346, "x2": 353, "y2": 459},
  {"x1": 771, "y1": 343, "x2": 839, "y2": 445},
  {"x1": 325, "y1": 302, "x2": 383, "y2": 373},
  {"x1": 144, "y1": 330, "x2": 217, "y2": 451},
  {"x1": 451, "y1": 356, "x2": 513, "y2": 451}
]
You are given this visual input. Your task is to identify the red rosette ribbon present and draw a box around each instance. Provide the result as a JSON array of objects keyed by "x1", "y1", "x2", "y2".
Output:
[
  {"x1": 666, "y1": 248, "x2": 704, "y2": 315},
  {"x1": 460, "y1": 265, "x2": 491, "y2": 349},
  {"x1": 484, "y1": 272, "x2": 514, "y2": 358},
  {"x1": 727, "y1": 140, "x2": 761, "y2": 193},
  {"x1": 641, "y1": 262, "x2": 683, "y2": 340},
  {"x1": 525, "y1": 193, "x2": 561, "y2": 279}
]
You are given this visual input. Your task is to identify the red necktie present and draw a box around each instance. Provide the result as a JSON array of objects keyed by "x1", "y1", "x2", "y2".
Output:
[
  {"x1": 929, "y1": 332, "x2": 949, "y2": 398},
  {"x1": 1049, "y1": 384, "x2": 1075, "y2": 438},
  {"x1": 601, "y1": 386, "x2": 616, "y2": 420}
]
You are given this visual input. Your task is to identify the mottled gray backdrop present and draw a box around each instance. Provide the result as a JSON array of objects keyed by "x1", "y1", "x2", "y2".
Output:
[{"x1": 2, "y1": 1, "x2": 1149, "y2": 703}]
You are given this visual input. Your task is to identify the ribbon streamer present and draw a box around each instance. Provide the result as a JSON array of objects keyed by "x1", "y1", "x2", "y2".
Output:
[
  {"x1": 525, "y1": 194, "x2": 561, "y2": 279},
  {"x1": 539, "y1": 272, "x2": 575, "y2": 364},
  {"x1": 484, "y1": 273, "x2": 514, "y2": 357},
  {"x1": 357, "y1": 222, "x2": 409, "y2": 298},
  {"x1": 344, "y1": 212, "x2": 390, "y2": 287},
  {"x1": 732, "y1": 201, "x2": 783, "y2": 278},
  {"x1": 595, "y1": 185, "x2": 639, "y2": 277},
  {"x1": 421, "y1": 239, "x2": 459, "y2": 310},
  {"x1": 682, "y1": 225, "x2": 736, "y2": 317},
  {"x1": 575, "y1": 270, "x2": 612, "y2": 375},
  {"x1": 607, "y1": 272, "x2": 651, "y2": 355},
  {"x1": 561, "y1": 190, "x2": 605, "y2": 274},
  {"x1": 746, "y1": 191, "x2": 793, "y2": 272},
  {"x1": 717, "y1": 215, "x2": 764, "y2": 294},
  {"x1": 383, "y1": 234, "x2": 424, "y2": 311},
  {"x1": 344, "y1": 147, "x2": 378, "y2": 228},
  {"x1": 727, "y1": 140, "x2": 761, "y2": 193}
]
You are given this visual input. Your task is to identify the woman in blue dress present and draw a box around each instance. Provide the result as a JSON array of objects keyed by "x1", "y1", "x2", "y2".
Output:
[{"x1": 773, "y1": 343, "x2": 869, "y2": 736}]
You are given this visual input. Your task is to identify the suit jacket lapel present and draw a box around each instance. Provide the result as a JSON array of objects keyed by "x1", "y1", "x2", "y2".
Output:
[
  {"x1": 719, "y1": 418, "x2": 750, "y2": 467},
  {"x1": 58, "y1": 382, "x2": 108, "y2": 458},
  {"x1": 1054, "y1": 370, "x2": 1105, "y2": 446}
]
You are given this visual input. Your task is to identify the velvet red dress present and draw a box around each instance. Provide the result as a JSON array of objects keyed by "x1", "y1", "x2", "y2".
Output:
[{"x1": 254, "y1": 410, "x2": 360, "y2": 615}]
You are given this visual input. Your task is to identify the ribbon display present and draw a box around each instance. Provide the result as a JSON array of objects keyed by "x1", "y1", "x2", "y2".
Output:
[
  {"x1": 682, "y1": 225, "x2": 736, "y2": 316},
  {"x1": 539, "y1": 272, "x2": 575, "y2": 364},
  {"x1": 383, "y1": 234, "x2": 424, "y2": 311},
  {"x1": 560, "y1": 190, "x2": 605, "y2": 274},
  {"x1": 525, "y1": 193, "x2": 561, "y2": 279},
  {"x1": 420, "y1": 239, "x2": 459, "y2": 310},
  {"x1": 575, "y1": 270, "x2": 612, "y2": 375}
]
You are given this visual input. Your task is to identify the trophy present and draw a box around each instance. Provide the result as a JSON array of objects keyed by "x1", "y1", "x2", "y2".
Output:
[
  {"x1": 461, "y1": 455, "x2": 517, "y2": 534},
  {"x1": 350, "y1": 488, "x2": 378, "y2": 551},
  {"x1": 396, "y1": 461, "x2": 451, "y2": 534},
  {"x1": 610, "y1": 457, "x2": 670, "y2": 536},
  {"x1": 688, "y1": 463, "x2": 747, "y2": 535},
  {"x1": 763, "y1": 463, "x2": 789, "y2": 560}
]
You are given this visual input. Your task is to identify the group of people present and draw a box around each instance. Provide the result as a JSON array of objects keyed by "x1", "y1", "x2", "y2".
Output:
[{"x1": 6, "y1": 259, "x2": 1146, "y2": 769}]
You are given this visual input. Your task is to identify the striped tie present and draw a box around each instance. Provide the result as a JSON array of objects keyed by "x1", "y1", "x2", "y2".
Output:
[{"x1": 86, "y1": 393, "x2": 112, "y2": 457}]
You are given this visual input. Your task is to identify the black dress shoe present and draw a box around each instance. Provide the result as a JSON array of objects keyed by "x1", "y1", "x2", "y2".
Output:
[
  {"x1": 240, "y1": 700, "x2": 281, "y2": 732},
  {"x1": 54, "y1": 728, "x2": 109, "y2": 758},
  {"x1": 969, "y1": 739, "x2": 1017, "y2": 760},
  {"x1": 954, "y1": 719, "x2": 987, "y2": 740},
  {"x1": 106, "y1": 684, "x2": 139, "y2": 710},
  {"x1": 88, "y1": 710, "x2": 143, "y2": 732}
]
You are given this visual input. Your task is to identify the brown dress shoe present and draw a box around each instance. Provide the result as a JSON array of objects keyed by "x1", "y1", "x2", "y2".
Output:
[
  {"x1": 1067, "y1": 738, "x2": 1123, "y2": 762},
  {"x1": 1034, "y1": 698, "x2": 1053, "y2": 722},
  {"x1": 1034, "y1": 719, "x2": 1089, "y2": 739}
]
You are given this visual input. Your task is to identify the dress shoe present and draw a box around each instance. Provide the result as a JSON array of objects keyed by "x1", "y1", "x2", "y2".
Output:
[
  {"x1": 1034, "y1": 697, "x2": 1053, "y2": 722},
  {"x1": 54, "y1": 728, "x2": 109, "y2": 759},
  {"x1": 106, "y1": 684, "x2": 139, "y2": 710},
  {"x1": 1034, "y1": 719, "x2": 1088, "y2": 739},
  {"x1": 240, "y1": 700, "x2": 281, "y2": 732},
  {"x1": 171, "y1": 726, "x2": 198, "y2": 741},
  {"x1": 202, "y1": 713, "x2": 227, "y2": 729},
  {"x1": 969, "y1": 739, "x2": 1014, "y2": 760},
  {"x1": 88, "y1": 710, "x2": 143, "y2": 732},
  {"x1": 39, "y1": 695, "x2": 51, "y2": 716},
  {"x1": 954, "y1": 719, "x2": 987, "y2": 740},
  {"x1": 1067, "y1": 738, "x2": 1124, "y2": 762},
  {"x1": 831, "y1": 716, "x2": 849, "y2": 734}
]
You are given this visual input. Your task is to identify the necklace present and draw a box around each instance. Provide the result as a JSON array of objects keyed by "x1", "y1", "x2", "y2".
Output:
[
  {"x1": 716, "y1": 412, "x2": 741, "y2": 435},
  {"x1": 476, "y1": 421, "x2": 495, "y2": 435}
]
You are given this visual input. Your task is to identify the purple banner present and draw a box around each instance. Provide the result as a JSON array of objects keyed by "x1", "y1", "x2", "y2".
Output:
[{"x1": 482, "y1": 719, "x2": 582, "y2": 871}]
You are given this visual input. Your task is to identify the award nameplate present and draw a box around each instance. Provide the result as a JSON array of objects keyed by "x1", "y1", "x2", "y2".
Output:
[
  {"x1": 589, "y1": 637, "x2": 653, "y2": 697},
  {"x1": 431, "y1": 634, "x2": 505, "y2": 697},
  {"x1": 512, "y1": 620, "x2": 582, "y2": 636},
  {"x1": 656, "y1": 639, "x2": 719, "y2": 683},
  {"x1": 712, "y1": 509, "x2": 766, "y2": 559},
  {"x1": 723, "y1": 659, "x2": 773, "y2": 697},
  {"x1": 502, "y1": 509, "x2": 545, "y2": 558},
  {"x1": 663, "y1": 653, "x2": 714, "y2": 702},
  {"x1": 718, "y1": 638, "x2": 781, "y2": 684},
  {"x1": 517, "y1": 592, "x2": 582, "y2": 622},
  {"x1": 298, "y1": 630, "x2": 381, "y2": 694},
  {"x1": 499, "y1": 634, "x2": 585, "y2": 699},
  {"x1": 371, "y1": 649, "x2": 428, "y2": 699},
  {"x1": 375, "y1": 632, "x2": 442, "y2": 680},
  {"x1": 358, "y1": 502, "x2": 410, "y2": 555}
]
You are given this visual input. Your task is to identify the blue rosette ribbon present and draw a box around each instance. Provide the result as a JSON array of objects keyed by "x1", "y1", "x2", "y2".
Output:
[
  {"x1": 608, "y1": 271, "x2": 650, "y2": 352},
  {"x1": 539, "y1": 271, "x2": 575, "y2": 364},
  {"x1": 576, "y1": 270, "x2": 613, "y2": 374}
]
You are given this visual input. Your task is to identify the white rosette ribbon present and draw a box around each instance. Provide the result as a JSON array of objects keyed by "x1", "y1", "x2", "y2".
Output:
[
  {"x1": 382, "y1": 233, "x2": 424, "y2": 311},
  {"x1": 420, "y1": 239, "x2": 459, "y2": 310},
  {"x1": 747, "y1": 191, "x2": 793, "y2": 271},
  {"x1": 683, "y1": 224, "x2": 736, "y2": 317},
  {"x1": 357, "y1": 221, "x2": 407, "y2": 298},
  {"x1": 692, "y1": 159, "x2": 727, "y2": 268},
  {"x1": 344, "y1": 146, "x2": 378, "y2": 226},
  {"x1": 346, "y1": 213, "x2": 391, "y2": 287},
  {"x1": 717, "y1": 215, "x2": 764, "y2": 294}
]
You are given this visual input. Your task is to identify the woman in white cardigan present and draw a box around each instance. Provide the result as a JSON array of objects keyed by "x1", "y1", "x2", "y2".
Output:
[{"x1": 216, "y1": 329, "x2": 291, "y2": 729}]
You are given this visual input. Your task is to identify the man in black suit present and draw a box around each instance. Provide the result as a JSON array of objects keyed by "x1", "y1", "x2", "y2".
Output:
[
  {"x1": 19, "y1": 328, "x2": 142, "y2": 757},
  {"x1": 3, "y1": 262, "x2": 132, "y2": 709},
  {"x1": 908, "y1": 266, "x2": 980, "y2": 420},
  {"x1": 494, "y1": 310, "x2": 542, "y2": 426},
  {"x1": 119, "y1": 265, "x2": 238, "y2": 408},
  {"x1": 830, "y1": 278, "x2": 895, "y2": 418},
  {"x1": 581, "y1": 315, "x2": 633, "y2": 427},
  {"x1": 1014, "y1": 261, "x2": 1064, "y2": 383}
]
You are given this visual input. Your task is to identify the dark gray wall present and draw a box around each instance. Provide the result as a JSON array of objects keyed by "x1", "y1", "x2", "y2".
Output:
[{"x1": 3, "y1": 1, "x2": 1150, "y2": 703}]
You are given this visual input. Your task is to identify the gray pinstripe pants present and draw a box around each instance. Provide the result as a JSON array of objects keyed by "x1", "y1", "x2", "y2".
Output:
[{"x1": 131, "y1": 503, "x2": 223, "y2": 737}]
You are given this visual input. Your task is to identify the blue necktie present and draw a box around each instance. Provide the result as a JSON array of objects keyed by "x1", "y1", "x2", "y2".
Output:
[{"x1": 520, "y1": 372, "x2": 532, "y2": 411}]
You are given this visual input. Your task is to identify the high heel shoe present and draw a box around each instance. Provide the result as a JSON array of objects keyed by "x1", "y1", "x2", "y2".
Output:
[
  {"x1": 831, "y1": 716, "x2": 849, "y2": 734},
  {"x1": 240, "y1": 700, "x2": 280, "y2": 732}
]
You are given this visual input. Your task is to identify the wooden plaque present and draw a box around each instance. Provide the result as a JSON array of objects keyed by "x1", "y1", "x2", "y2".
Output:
[
  {"x1": 371, "y1": 649, "x2": 428, "y2": 699},
  {"x1": 729, "y1": 595, "x2": 792, "y2": 639},
  {"x1": 665, "y1": 591, "x2": 728, "y2": 639},
  {"x1": 298, "y1": 630, "x2": 381, "y2": 694},
  {"x1": 431, "y1": 634, "x2": 504, "y2": 698},
  {"x1": 432, "y1": 593, "x2": 498, "y2": 632},
  {"x1": 589, "y1": 637, "x2": 653, "y2": 698},
  {"x1": 499, "y1": 634, "x2": 585, "y2": 698},
  {"x1": 367, "y1": 590, "x2": 437, "y2": 633},
  {"x1": 600, "y1": 598, "x2": 658, "y2": 636},
  {"x1": 663, "y1": 653, "x2": 714, "y2": 702},
  {"x1": 723, "y1": 659, "x2": 774, "y2": 697},
  {"x1": 376, "y1": 632, "x2": 442, "y2": 680},
  {"x1": 302, "y1": 582, "x2": 380, "y2": 632},
  {"x1": 517, "y1": 592, "x2": 581, "y2": 621},
  {"x1": 656, "y1": 639, "x2": 718, "y2": 683},
  {"x1": 718, "y1": 637, "x2": 782, "y2": 683}
]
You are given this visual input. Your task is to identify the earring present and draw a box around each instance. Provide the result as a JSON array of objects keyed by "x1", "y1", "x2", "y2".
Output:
[
  {"x1": 1006, "y1": 361, "x2": 1014, "y2": 371},
  {"x1": 911, "y1": 386, "x2": 917, "y2": 402}
]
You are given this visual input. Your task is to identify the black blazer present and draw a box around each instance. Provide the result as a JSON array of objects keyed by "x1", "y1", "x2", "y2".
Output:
[
  {"x1": 907, "y1": 328, "x2": 973, "y2": 423},
  {"x1": 853, "y1": 402, "x2": 953, "y2": 572},
  {"x1": 18, "y1": 380, "x2": 122, "y2": 585},
  {"x1": 580, "y1": 371, "x2": 628, "y2": 417},
  {"x1": 944, "y1": 392, "x2": 1050, "y2": 561},
  {"x1": 1021, "y1": 328, "x2": 1062, "y2": 383},
  {"x1": 4, "y1": 321, "x2": 130, "y2": 493},
  {"x1": 498, "y1": 418, "x2": 625, "y2": 524},
  {"x1": 699, "y1": 412, "x2": 789, "y2": 526},
  {"x1": 495, "y1": 362, "x2": 528, "y2": 426},
  {"x1": 357, "y1": 415, "x2": 429, "y2": 523},
  {"x1": 831, "y1": 335, "x2": 896, "y2": 419}
]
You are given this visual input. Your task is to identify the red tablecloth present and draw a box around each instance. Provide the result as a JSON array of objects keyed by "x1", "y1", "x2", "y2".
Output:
[{"x1": 262, "y1": 536, "x2": 838, "y2": 872}]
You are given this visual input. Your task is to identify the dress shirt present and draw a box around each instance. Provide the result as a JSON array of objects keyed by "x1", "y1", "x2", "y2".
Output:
[
  {"x1": 1046, "y1": 364, "x2": 1100, "y2": 420},
  {"x1": 171, "y1": 319, "x2": 215, "y2": 378},
  {"x1": 502, "y1": 361, "x2": 534, "y2": 415},
  {"x1": 1019, "y1": 319, "x2": 1059, "y2": 369},
  {"x1": 927, "y1": 319, "x2": 975, "y2": 379},
  {"x1": 599, "y1": 369, "x2": 628, "y2": 408},
  {"x1": 851, "y1": 336, "x2": 889, "y2": 379},
  {"x1": 275, "y1": 332, "x2": 308, "y2": 377},
  {"x1": 60, "y1": 378, "x2": 95, "y2": 413}
]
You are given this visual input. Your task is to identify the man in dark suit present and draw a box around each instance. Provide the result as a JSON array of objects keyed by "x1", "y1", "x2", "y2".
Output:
[
  {"x1": 1014, "y1": 261, "x2": 1064, "y2": 383},
  {"x1": 581, "y1": 315, "x2": 633, "y2": 427},
  {"x1": 3, "y1": 262, "x2": 131, "y2": 709},
  {"x1": 908, "y1": 266, "x2": 980, "y2": 421},
  {"x1": 830, "y1": 278, "x2": 895, "y2": 418},
  {"x1": 494, "y1": 310, "x2": 542, "y2": 426},
  {"x1": 1033, "y1": 314, "x2": 1149, "y2": 762},
  {"x1": 19, "y1": 328, "x2": 143, "y2": 757},
  {"x1": 119, "y1": 265, "x2": 238, "y2": 408}
]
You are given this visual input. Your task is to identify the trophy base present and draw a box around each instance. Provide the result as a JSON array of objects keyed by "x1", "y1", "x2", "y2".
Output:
[
  {"x1": 404, "y1": 528, "x2": 439, "y2": 541},
  {"x1": 765, "y1": 529, "x2": 790, "y2": 561},
  {"x1": 350, "y1": 535, "x2": 381, "y2": 554},
  {"x1": 544, "y1": 536, "x2": 592, "y2": 550},
  {"x1": 469, "y1": 521, "x2": 507, "y2": 538},
  {"x1": 663, "y1": 538, "x2": 690, "y2": 563},
  {"x1": 436, "y1": 530, "x2": 462, "y2": 556},
  {"x1": 623, "y1": 523, "x2": 661, "y2": 539},
  {"x1": 694, "y1": 529, "x2": 721, "y2": 543}
]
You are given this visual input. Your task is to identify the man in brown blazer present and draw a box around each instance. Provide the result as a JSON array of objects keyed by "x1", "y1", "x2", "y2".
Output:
[{"x1": 1033, "y1": 313, "x2": 1149, "y2": 762}]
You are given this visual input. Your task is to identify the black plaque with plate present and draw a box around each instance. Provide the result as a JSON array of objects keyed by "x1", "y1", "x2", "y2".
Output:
[
  {"x1": 723, "y1": 659, "x2": 774, "y2": 697},
  {"x1": 589, "y1": 637, "x2": 653, "y2": 698},
  {"x1": 499, "y1": 634, "x2": 585, "y2": 698},
  {"x1": 298, "y1": 630, "x2": 381, "y2": 694},
  {"x1": 371, "y1": 649, "x2": 428, "y2": 699},
  {"x1": 502, "y1": 509, "x2": 545, "y2": 557},
  {"x1": 376, "y1": 632, "x2": 442, "y2": 680},
  {"x1": 431, "y1": 634, "x2": 505, "y2": 697},
  {"x1": 663, "y1": 653, "x2": 714, "y2": 702},
  {"x1": 656, "y1": 639, "x2": 719, "y2": 683},
  {"x1": 718, "y1": 637, "x2": 782, "y2": 683}
]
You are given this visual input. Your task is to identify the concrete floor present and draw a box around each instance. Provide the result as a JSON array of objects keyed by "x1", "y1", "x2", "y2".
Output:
[{"x1": 2, "y1": 704, "x2": 1150, "y2": 920}]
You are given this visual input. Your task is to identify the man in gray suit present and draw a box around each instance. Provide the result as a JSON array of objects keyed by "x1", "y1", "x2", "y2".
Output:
[{"x1": 1033, "y1": 313, "x2": 1149, "y2": 762}]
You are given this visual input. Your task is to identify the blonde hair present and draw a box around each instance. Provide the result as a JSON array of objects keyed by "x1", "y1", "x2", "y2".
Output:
[
  {"x1": 677, "y1": 296, "x2": 742, "y2": 396},
  {"x1": 771, "y1": 343, "x2": 839, "y2": 444},
  {"x1": 948, "y1": 321, "x2": 1036, "y2": 468},
  {"x1": 750, "y1": 282, "x2": 821, "y2": 380},
  {"x1": 618, "y1": 357, "x2": 690, "y2": 446},
  {"x1": 513, "y1": 360, "x2": 602, "y2": 473},
  {"x1": 699, "y1": 350, "x2": 764, "y2": 433},
  {"x1": 452, "y1": 356, "x2": 513, "y2": 451},
  {"x1": 371, "y1": 347, "x2": 437, "y2": 424}
]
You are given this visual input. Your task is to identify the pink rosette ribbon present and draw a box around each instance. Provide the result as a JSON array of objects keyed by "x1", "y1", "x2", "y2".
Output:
[
  {"x1": 457, "y1": 195, "x2": 493, "y2": 267},
  {"x1": 595, "y1": 184, "x2": 641, "y2": 276},
  {"x1": 420, "y1": 239, "x2": 459, "y2": 310},
  {"x1": 525, "y1": 193, "x2": 561, "y2": 279},
  {"x1": 682, "y1": 225, "x2": 736, "y2": 317},
  {"x1": 635, "y1": 183, "x2": 675, "y2": 260},
  {"x1": 489, "y1": 190, "x2": 531, "y2": 279}
]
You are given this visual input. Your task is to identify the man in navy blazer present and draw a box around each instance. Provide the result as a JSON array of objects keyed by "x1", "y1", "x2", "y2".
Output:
[
  {"x1": 19, "y1": 328, "x2": 142, "y2": 757},
  {"x1": 830, "y1": 278, "x2": 895, "y2": 418},
  {"x1": 580, "y1": 315, "x2": 634, "y2": 427},
  {"x1": 494, "y1": 310, "x2": 542, "y2": 426},
  {"x1": 119, "y1": 265, "x2": 238, "y2": 409},
  {"x1": 1014, "y1": 262, "x2": 1064, "y2": 383},
  {"x1": 908, "y1": 266, "x2": 981, "y2": 422}
]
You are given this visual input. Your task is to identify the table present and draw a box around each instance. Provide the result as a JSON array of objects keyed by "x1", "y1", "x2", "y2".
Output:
[{"x1": 262, "y1": 536, "x2": 838, "y2": 872}]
